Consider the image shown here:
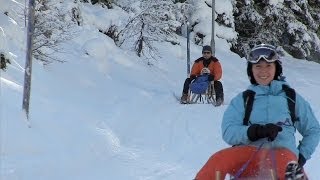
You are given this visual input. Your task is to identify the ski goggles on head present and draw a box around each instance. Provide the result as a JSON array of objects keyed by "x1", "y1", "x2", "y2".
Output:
[{"x1": 248, "y1": 47, "x2": 279, "y2": 63}]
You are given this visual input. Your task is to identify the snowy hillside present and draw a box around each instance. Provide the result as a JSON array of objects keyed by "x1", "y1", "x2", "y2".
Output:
[{"x1": 1, "y1": 0, "x2": 320, "y2": 180}]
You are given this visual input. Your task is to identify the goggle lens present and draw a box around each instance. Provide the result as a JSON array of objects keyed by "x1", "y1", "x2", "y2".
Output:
[{"x1": 248, "y1": 47, "x2": 278, "y2": 63}]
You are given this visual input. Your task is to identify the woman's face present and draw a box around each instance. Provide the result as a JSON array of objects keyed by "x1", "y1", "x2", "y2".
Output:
[{"x1": 252, "y1": 60, "x2": 276, "y2": 85}]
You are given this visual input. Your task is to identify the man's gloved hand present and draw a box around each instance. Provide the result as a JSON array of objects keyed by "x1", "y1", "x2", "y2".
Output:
[
  {"x1": 298, "y1": 153, "x2": 306, "y2": 167},
  {"x1": 208, "y1": 74, "x2": 214, "y2": 81},
  {"x1": 247, "y1": 123, "x2": 283, "y2": 141}
]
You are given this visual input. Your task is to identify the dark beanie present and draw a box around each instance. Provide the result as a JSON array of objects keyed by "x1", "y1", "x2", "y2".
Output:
[{"x1": 202, "y1": 45, "x2": 212, "y2": 53}]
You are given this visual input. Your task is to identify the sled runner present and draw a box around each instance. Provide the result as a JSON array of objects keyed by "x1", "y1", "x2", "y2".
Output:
[
  {"x1": 188, "y1": 80, "x2": 216, "y2": 105},
  {"x1": 186, "y1": 69, "x2": 217, "y2": 105}
]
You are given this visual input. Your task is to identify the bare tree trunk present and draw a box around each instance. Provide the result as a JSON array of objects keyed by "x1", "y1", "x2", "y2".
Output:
[{"x1": 22, "y1": 0, "x2": 35, "y2": 123}]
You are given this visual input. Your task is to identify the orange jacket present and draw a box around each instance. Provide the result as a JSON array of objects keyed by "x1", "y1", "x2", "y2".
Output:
[{"x1": 190, "y1": 57, "x2": 222, "y2": 81}]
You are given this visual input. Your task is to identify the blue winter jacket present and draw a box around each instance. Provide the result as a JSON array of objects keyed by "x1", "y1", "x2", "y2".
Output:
[{"x1": 222, "y1": 80, "x2": 320, "y2": 160}]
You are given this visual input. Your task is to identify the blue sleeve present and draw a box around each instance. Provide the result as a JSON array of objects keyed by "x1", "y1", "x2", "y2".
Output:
[
  {"x1": 295, "y1": 93, "x2": 320, "y2": 160},
  {"x1": 221, "y1": 93, "x2": 251, "y2": 145}
]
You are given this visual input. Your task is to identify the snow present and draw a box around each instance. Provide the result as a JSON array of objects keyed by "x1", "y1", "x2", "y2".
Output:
[
  {"x1": 1, "y1": 0, "x2": 320, "y2": 180},
  {"x1": 269, "y1": 0, "x2": 284, "y2": 6},
  {"x1": 80, "y1": 3, "x2": 129, "y2": 30}
]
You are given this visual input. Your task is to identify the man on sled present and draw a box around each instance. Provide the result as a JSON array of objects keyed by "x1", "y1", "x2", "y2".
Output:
[{"x1": 180, "y1": 45, "x2": 224, "y2": 106}]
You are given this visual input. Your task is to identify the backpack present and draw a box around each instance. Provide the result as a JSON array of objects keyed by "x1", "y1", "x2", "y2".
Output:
[
  {"x1": 189, "y1": 74, "x2": 210, "y2": 94},
  {"x1": 242, "y1": 84, "x2": 297, "y2": 126},
  {"x1": 189, "y1": 57, "x2": 215, "y2": 94}
]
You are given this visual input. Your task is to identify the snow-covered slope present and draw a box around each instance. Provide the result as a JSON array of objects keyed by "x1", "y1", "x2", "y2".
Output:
[{"x1": 1, "y1": 1, "x2": 320, "y2": 179}]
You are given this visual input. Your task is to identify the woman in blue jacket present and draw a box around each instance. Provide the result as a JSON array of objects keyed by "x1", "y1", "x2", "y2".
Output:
[{"x1": 195, "y1": 44, "x2": 320, "y2": 180}]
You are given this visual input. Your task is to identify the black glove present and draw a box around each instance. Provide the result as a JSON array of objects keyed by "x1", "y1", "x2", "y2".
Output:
[
  {"x1": 298, "y1": 153, "x2": 306, "y2": 167},
  {"x1": 247, "y1": 123, "x2": 283, "y2": 141},
  {"x1": 208, "y1": 74, "x2": 214, "y2": 81}
]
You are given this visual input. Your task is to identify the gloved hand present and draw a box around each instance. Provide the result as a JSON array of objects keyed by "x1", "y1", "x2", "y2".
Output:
[
  {"x1": 298, "y1": 153, "x2": 306, "y2": 167},
  {"x1": 208, "y1": 74, "x2": 214, "y2": 81},
  {"x1": 247, "y1": 123, "x2": 283, "y2": 141}
]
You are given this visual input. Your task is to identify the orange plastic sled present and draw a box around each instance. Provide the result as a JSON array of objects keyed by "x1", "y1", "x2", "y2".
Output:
[{"x1": 195, "y1": 146, "x2": 300, "y2": 180}]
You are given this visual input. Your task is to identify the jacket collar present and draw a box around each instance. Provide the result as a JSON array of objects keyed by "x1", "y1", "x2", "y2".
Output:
[{"x1": 248, "y1": 80, "x2": 289, "y2": 96}]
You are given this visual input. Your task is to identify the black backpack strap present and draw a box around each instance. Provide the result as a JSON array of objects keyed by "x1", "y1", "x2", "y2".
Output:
[
  {"x1": 282, "y1": 84, "x2": 297, "y2": 124},
  {"x1": 243, "y1": 90, "x2": 256, "y2": 126}
]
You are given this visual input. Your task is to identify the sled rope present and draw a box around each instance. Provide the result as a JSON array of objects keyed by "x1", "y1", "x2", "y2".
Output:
[
  {"x1": 233, "y1": 142, "x2": 265, "y2": 179},
  {"x1": 269, "y1": 147, "x2": 278, "y2": 180}
]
